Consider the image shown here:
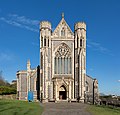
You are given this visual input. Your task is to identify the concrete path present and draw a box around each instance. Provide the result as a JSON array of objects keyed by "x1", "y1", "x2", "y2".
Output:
[{"x1": 42, "y1": 102, "x2": 91, "y2": 115}]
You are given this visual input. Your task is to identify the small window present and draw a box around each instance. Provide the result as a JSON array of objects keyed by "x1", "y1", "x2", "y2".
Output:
[
  {"x1": 86, "y1": 86, "x2": 89, "y2": 92},
  {"x1": 86, "y1": 81, "x2": 89, "y2": 92},
  {"x1": 77, "y1": 35, "x2": 79, "y2": 47},
  {"x1": 41, "y1": 36, "x2": 43, "y2": 47},
  {"x1": 48, "y1": 39, "x2": 49, "y2": 47},
  {"x1": 44, "y1": 38, "x2": 46, "y2": 46},
  {"x1": 61, "y1": 28, "x2": 65, "y2": 36},
  {"x1": 80, "y1": 39, "x2": 82, "y2": 47}
]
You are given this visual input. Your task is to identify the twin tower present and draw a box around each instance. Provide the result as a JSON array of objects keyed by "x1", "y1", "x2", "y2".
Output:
[{"x1": 40, "y1": 14, "x2": 86, "y2": 102}]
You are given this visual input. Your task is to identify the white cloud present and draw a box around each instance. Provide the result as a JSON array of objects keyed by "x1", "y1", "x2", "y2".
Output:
[
  {"x1": 31, "y1": 42, "x2": 39, "y2": 46},
  {"x1": 118, "y1": 80, "x2": 120, "y2": 82},
  {"x1": 8, "y1": 14, "x2": 39, "y2": 26},
  {"x1": 87, "y1": 40, "x2": 113, "y2": 55},
  {"x1": 0, "y1": 14, "x2": 39, "y2": 33},
  {"x1": 0, "y1": 53, "x2": 13, "y2": 61},
  {"x1": 0, "y1": 17, "x2": 22, "y2": 27}
]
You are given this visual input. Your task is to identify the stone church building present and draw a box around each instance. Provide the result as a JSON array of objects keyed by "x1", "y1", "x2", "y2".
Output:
[{"x1": 17, "y1": 14, "x2": 99, "y2": 103}]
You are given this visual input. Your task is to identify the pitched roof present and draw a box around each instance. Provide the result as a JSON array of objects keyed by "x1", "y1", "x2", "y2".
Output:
[{"x1": 52, "y1": 15, "x2": 74, "y2": 37}]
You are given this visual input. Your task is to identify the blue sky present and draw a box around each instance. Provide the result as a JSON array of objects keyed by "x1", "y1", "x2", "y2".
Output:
[{"x1": 0, "y1": 0, "x2": 120, "y2": 95}]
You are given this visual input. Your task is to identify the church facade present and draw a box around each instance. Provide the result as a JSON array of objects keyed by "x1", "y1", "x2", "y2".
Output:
[{"x1": 17, "y1": 14, "x2": 99, "y2": 103}]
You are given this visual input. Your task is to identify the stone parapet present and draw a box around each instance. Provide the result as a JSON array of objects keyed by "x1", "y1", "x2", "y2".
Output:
[
  {"x1": 40, "y1": 21, "x2": 51, "y2": 30},
  {"x1": 74, "y1": 22, "x2": 86, "y2": 31}
]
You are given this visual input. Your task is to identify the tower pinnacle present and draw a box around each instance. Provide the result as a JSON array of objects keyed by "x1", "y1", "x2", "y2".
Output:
[{"x1": 62, "y1": 12, "x2": 64, "y2": 19}]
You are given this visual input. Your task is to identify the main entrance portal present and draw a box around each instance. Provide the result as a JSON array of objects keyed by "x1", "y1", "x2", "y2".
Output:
[{"x1": 59, "y1": 85, "x2": 67, "y2": 100}]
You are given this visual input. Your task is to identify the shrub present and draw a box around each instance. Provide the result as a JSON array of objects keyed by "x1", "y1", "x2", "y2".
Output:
[{"x1": 0, "y1": 86, "x2": 17, "y2": 95}]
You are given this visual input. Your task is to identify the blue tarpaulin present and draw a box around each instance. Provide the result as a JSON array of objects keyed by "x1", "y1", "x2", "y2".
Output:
[{"x1": 28, "y1": 91, "x2": 33, "y2": 101}]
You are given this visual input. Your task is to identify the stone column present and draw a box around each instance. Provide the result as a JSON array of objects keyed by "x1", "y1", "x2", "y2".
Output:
[
  {"x1": 67, "y1": 88, "x2": 69, "y2": 101},
  {"x1": 56, "y1": 57, "x2": 58, "y2": 74},
  {"x1": 43, "y1": 36, "x2": 44, "y2": 47},
  {"x1": 55, "y1": 82, "x2": 58, "y2": 102},
  {"x1": 79, "y1": 53, "x2": 81, "y2": 98},
  {"x1": 69, "y1": 80, "x2": 71, "y2": 100}
]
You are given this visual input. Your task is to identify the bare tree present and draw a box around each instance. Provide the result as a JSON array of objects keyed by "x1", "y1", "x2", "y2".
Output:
[
  {"x1": 0, "y1": 71, "x2": 10, "y2": 86},
  {"x1": 0, "y1": 71, "x2": 5, "y2": 86},
  {"x1": 0, "y1": 70, "x2": 2, "y2": 78}
]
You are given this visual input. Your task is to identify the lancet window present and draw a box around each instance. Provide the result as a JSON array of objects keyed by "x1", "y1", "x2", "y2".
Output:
[
  {"x1": 41, "y1": 36, "x2": 43, "y2": 47},
  {"x1": 61, "y1": 27, "x2": 65, "y2": 36},
  {"x1": 44, "y1": 37, "x2": 46, "y2": 46},
  {"x1": 54, "y1": 43, "x2": 72, "y2": 74},
  {"x1": 80, "y1": 39, "x2": 82, "y2": 47},
  {"x1": 48, "y1": 39, "x2": 49, "y2": 47}
]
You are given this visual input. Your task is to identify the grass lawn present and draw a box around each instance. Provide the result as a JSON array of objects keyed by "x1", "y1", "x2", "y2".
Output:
[
  {"x1": 87, "y1": 105, "x2": 120, "y2": 115},
  {"x1": 0, "y1": 99, "x2": 43, "y2": 115}
]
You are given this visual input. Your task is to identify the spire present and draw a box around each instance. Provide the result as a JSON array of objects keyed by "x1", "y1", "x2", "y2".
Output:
[
  {"x1": 62, "y1": 12, "x2": 64, "y2": 19},
  {"x1": 27, "y1": 59, "x2": 31, "y2": 71}
]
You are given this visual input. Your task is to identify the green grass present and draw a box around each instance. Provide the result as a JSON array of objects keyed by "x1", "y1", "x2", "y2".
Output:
[
  {"x1": 0, "y1": 99, "x2": 43, "y2": 115},
  {"x1": 87, "y1": 105, "x2": 120, "y2": 115}
]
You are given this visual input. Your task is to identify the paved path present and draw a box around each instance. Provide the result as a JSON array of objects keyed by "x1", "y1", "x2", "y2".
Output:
[{"x1": 41, "y1": 102, "x2": 91, "y2": 115}]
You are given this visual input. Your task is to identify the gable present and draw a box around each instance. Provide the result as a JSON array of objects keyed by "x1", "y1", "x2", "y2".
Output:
[{"x1": 52, "y1": 18, "x2": 74, "y2": 38}]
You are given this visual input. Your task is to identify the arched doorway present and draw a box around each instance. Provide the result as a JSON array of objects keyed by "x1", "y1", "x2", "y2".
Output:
[{"x1": 59, "y1": 85, "x2": 67, "y2": 100}]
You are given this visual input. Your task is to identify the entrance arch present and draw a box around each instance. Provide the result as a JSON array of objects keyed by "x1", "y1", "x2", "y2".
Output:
[{"x1": 59, "y1": 85, "x2": 67, "y2": 100}]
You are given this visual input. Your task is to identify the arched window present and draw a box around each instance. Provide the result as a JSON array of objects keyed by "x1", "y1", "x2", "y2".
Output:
[
  {"x1": 44, "y1": 37, "x2": 46, "y2": 46},
  {"x1": 86, "y1": 81, "x2": 89, "y2": 92},
  {"x1": 61, "y1": 28, "x2": 65, "y2": 36},
  {"x1": 41, "y1": 36, "x2": 43, "y2": 47},
  {"x1": 54, "y1": 43, "x2": 72, "y2": 74},
  {"x1": 77, "y1": 35, "x2": 78, "y2": 47},
  {"x1": 48, "y1": 39, "x2": 49, "y2": 47},
  {"x1": 80, "y1": 39, "x2": 82, "y2": 47}
]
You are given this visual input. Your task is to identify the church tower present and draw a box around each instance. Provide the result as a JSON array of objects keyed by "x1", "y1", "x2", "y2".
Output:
[
  {"x1": 74, "y1": 22, "x2": 86, "y2": 101},
  {"x1": 40, "y1": 21, "x2": 53, "y2": 102}
]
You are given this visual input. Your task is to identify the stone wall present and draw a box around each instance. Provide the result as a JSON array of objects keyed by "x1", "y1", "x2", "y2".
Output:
[{"x1": 0, "y1": 94, "x2": 16, "y2": 100}]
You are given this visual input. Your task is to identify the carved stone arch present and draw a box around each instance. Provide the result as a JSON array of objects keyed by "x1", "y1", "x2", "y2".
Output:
[
  {"x1": 61, "y1": 81, "x2": 68, "y2": 90},
  {"x1": 59, "y1": 84, "x2": 67, "y2": 100},
  {"x1": 59, "y1": 85, "x2": 66, "y2": 91}
]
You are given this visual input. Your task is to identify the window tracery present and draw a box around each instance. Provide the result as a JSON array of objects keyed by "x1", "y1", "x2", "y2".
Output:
[
  {"x1": 54, "y1": 43, "x2": 72, "y2": 74},
  {"x1": 55, "y1": 43, "x2": 71, "y2": 58}
]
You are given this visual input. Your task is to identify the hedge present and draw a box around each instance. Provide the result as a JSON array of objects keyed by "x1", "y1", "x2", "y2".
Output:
[{"x1": 0, "y1": 86, "x2": 16, "y2": 95}]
